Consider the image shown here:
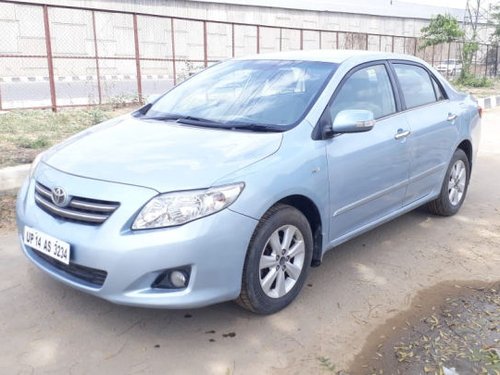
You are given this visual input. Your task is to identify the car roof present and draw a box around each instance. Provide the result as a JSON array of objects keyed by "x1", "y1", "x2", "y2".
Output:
[{"x1": 236, "y1": 49, "x2": 423, "y2": 65}]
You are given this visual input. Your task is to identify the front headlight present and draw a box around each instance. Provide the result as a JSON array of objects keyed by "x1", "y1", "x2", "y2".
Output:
[
  {"x1": 132, "y1": 182, "x2": 245, "y2": 230},
  {"x1": 29, "y1": 151, "x2": 45, "y2": 179}
]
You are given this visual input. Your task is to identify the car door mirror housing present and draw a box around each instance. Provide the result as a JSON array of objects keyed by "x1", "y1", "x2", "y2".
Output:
[{"x1": 332, "y1": 109, "x2": 376, "y2": 134}]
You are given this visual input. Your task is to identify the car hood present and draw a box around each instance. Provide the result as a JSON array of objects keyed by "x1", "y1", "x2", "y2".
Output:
[{"x1": 43, "y1": 115, "x2": 283, "y2": 192}]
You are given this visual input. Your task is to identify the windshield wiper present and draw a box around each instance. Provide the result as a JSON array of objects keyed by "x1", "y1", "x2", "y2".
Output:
[
  {"x1": 176, "y1": 116, "x2": 227, "y2": 127},
  {"x1": 144, "y1": 114, "x2": 283, "y2": 132},
  {"x1": 143, "y1": 114, "x2": 184, "y2": 121},
  {"x1": 143, "y1": 114, "x2": 228, "y2": 128},
  {"x1": 227, "y1": 123, "x2": 283, "y2": 132}
]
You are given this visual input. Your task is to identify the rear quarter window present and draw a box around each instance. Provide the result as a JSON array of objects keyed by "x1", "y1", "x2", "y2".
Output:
[{"x1": 394, "y1": 64, "x2": 437, "y2": 109}]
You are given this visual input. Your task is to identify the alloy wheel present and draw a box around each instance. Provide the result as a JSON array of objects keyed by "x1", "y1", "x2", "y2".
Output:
[
  {"x1": 258, "y1": 225, "x2": 306, "y2": 298},
  {"x1": 448, "y1": 159, "x2": 466, "y2": 206}
]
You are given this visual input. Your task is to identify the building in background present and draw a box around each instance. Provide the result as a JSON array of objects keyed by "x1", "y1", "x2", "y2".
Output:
[{"x1": 0, "y1": 0, "x2": 495, "y2": 109}]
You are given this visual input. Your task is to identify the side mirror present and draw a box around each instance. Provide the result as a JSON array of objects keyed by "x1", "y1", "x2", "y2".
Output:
[
  {"x1": 332, "y1": 109, "x2": 376, "y2": 134},
  {"x1": 146, "y1": 94, "x2": 161, "y2": 104}
]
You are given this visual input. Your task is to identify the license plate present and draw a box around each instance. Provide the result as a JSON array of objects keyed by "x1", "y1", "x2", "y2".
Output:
[{"x1": 23, "y1": 226, "x2": 71, "y2": 265}]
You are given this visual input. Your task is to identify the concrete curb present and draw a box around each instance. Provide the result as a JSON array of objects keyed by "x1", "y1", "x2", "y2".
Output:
[
  {"x1": 0, "y1": 164, "x2": 29, "y2": 193},
  {"x1": 477, "y1": 95, "x2": 500, "y2": 110}
]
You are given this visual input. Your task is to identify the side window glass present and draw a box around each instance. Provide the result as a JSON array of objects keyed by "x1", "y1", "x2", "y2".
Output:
[
  {"x1": 329, "y1": 64, "x2": 396, "y2": 122},
  {"x1": 431, "y1": 77, "x2": 446, "y2": 101},
  {"x1": 394, "y1": 64, "x2": 437, "y2": 109}
]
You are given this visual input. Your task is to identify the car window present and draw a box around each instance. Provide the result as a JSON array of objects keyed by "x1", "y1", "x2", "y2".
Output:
[
  {"x1": 329, "y1": 64, "x2": 396, "y2": 122},
  {"x1": 394, "y1": 64, "x2": 437, "y2": 109},
  {"x1": 431, "y1": 77, "x2": 446, "y2": 101},
  {"x1": 145, "y1": 59, "x2": 338, "y2": 128}
]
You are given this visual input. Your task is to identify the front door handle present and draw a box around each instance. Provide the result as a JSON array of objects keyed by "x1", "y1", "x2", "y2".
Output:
[
  {"x1": 394, "y1": 129, "x2": 411, "y2": 140},
  {"x1": 447, "y1": 113, "x2": 458, "y2": 122}
]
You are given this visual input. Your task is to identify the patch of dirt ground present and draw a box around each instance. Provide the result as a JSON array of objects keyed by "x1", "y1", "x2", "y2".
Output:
[
  {"x1": 0, "y1": 193, "x2": 17, "y2": 234},
  {"x1": 348, "y1": 281, "x2": 500, "y2": 375}
]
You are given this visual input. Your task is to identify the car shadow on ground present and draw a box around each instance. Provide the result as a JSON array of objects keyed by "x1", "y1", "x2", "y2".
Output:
[{"x1": 28, "y1": 206, "x2": 432, "y2": 325}]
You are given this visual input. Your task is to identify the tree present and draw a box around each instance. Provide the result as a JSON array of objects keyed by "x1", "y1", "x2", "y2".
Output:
[
  {"x1": 491, "y1": 5, "x2": 500, "y2": 44},
  {"x1": 419, "y1": 14, "x2": 464, "y2": 49},
  {"x1": 419, "y1": 12, "x2": 482, "y2": 82}
]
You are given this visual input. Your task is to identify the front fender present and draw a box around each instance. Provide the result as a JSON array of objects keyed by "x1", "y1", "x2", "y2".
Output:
[{"x1": 214, "y1": 125, "x2": 330, "y2": 247}]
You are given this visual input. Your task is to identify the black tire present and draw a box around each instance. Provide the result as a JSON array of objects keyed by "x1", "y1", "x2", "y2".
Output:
[
  {"x1": 235, "y1": 204, "x2": 313, "y2": 314},
  {"x1": 427, "y1": 149, "x2": 470, "y2": 216}
]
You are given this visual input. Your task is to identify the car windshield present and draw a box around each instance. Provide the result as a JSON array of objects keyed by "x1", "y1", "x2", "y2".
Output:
[{"x1": 142, "y1": 59, "x2": 338, "y2": 130}]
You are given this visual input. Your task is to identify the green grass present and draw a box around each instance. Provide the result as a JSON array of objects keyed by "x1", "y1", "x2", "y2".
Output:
[
  {"x1": 317, "y1": 356, "x2": 337, "y2": 372},
  {"x1": 453, "y1": 77, "x2": 500, "y2": 97},
  {"x1": 0, "y1": 106, "x2": 136, "y2": 168},
  {"x1": 16, "y1": 136, "x2": 50, "y2": 149}
]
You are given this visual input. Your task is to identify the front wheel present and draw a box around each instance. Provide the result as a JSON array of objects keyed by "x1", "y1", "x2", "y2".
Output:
[
  {"x1": 236, "y1": 204, "x2": 313, "y2": 314},
  {"x1": 427, "y1": 149, "x2": 470, "y2": 216}
]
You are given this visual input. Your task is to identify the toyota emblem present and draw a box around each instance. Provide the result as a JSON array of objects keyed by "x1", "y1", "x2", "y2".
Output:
[{"x1": 51, "y1": 187, "x2": 69, "y2": 207}]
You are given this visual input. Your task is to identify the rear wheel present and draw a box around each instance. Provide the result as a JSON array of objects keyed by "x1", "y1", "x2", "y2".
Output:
[
  {"x1": 236, "y1": 204, "x2": 313, "y2": 314},
  {"x1": 427, "y1": 149, "x2": 470, "y2": 216}
]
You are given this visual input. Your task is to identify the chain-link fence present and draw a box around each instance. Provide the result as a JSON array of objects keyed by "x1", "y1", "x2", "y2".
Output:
[{"x1": 0, "y1": 0, "x2": 498, "y2": 111}]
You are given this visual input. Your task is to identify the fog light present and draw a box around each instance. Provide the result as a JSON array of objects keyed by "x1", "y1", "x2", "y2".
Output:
[
  {"x1": 152, "y1": 267, "x2": 191, "y2": 289},
  {"x1": 170, "y1": 270, "x2": 187, "y2": 288}
]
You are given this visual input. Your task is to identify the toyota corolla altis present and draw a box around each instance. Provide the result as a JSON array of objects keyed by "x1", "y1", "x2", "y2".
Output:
[{"x1": 17, "y1": 50, "x2": 481, "y2": 314}]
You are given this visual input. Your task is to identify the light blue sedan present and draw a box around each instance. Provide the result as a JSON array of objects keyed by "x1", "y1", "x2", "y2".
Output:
[{"x1": 16, "y1": 50, "x2": 481, "y2": 314}]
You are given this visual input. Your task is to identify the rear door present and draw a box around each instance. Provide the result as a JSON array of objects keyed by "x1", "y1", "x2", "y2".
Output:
[{"x1": 390, "y1": 62, "x2": 458, "y2": 206}]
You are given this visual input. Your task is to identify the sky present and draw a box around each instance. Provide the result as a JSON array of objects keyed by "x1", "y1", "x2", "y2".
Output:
[
  {"x1": 398, "y1": 0, "x2": 494, "y2": 9},
  {"x1": 398, "y1": 0, "x2": 465, "y2": 7}
]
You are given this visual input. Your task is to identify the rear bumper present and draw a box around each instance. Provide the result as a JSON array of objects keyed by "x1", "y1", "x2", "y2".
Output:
[{"x1": 16, "y1": 164, "x2": 258, "y2": 308}]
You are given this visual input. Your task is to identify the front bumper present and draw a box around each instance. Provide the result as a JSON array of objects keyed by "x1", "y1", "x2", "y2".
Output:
[{"x1": 16, "y1": 163, "x2": 258, "y2": 308}]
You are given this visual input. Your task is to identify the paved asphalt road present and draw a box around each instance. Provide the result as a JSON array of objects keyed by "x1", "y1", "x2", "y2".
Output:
[
  {"x1": 0, "y1": 108, "x2": 499, "y2": 374},
  {"x1": 1, "y1": 79, "x2": 173, "y2": 108}
]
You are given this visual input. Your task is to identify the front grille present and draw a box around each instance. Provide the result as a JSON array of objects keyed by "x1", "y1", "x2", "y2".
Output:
[
  {"x1": 34, "y1": 182, "x2": 119, "y2": 225},
  {"x1": 29, "y1": 247, "x2": 107, "y2": 288}
]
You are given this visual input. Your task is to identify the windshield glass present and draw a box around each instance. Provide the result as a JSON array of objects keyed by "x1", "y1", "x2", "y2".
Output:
[{"x1": 143, "y1": 59, "x2": 338, "y2": 129}]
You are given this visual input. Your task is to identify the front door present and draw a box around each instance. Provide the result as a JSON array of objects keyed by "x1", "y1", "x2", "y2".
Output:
[{"x1": 323, "y1": 63, "x2": 411, "y2": 243}]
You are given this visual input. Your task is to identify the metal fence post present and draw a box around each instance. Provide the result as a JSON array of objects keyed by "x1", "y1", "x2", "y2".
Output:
[
  {"x1": 319, "y1": 30, "x2": 322, "y2": 49},
  {"x1": 256, "y1": 25, "x2": 260, "y2": 53},
  {"x1": 171, "y1": 18, "x2": 176, "y2": 86},
  {"x1": 474, "y1": 48, "x2": 478, "y2": 76},
  {"x1": 132, "y1": 14, "x2": 143, "y2": 103},
  {"x1": 91, "y1": 10, "x2": 102, "y2": 105},
  {"x1": 495, "y1": 44, "x2": 498, "y2": 77},
  {"x1": 231, "y1": 23, "x2": 235, "y2": 57},
  {"x1": 391, "y1": 36, "x2": 395, "y2": 52},
  {"x1": 203, "y1": 21, "x2": 208, "y2": 67},
  {"x1": 300, "y1": 29, "x2": 303, "y2": 50},
  {"x1": 279, "y1": 28, "x2": 282, "y2": 51},
  {"x1": 485, "y1": 44, "x2": 489, "y2": 77},
  {"x1": 43, "y1": 5, "x2": 57, "y2": 112},
  {"x1": 447, "y1": 42, "x2": 451, "y2": 61}
]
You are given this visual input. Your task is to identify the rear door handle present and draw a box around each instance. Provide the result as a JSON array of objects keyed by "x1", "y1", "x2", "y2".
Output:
[
  {"x1": 394, "y1": 129, "x2": 411, "y2": 140},
  {"x1": 447, "y1": 113, "x2": 458, "y2": 122}
]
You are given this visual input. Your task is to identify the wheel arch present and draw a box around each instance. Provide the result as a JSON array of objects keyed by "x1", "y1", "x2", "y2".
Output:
[
  {"x1": 273, "y1": 195, "x2": 323, "y2": 267},
  {"x1": 457, "y1": 139, "x2": 473, "y2": 170}
]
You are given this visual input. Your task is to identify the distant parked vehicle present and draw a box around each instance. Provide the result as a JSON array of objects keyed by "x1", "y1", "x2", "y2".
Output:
[
  {"x1": 17, "y1": 50, "x2": 481, "y2": 314},
  {"x1": 436, "y1": 59, "x2": 462, "y2": 76}
]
